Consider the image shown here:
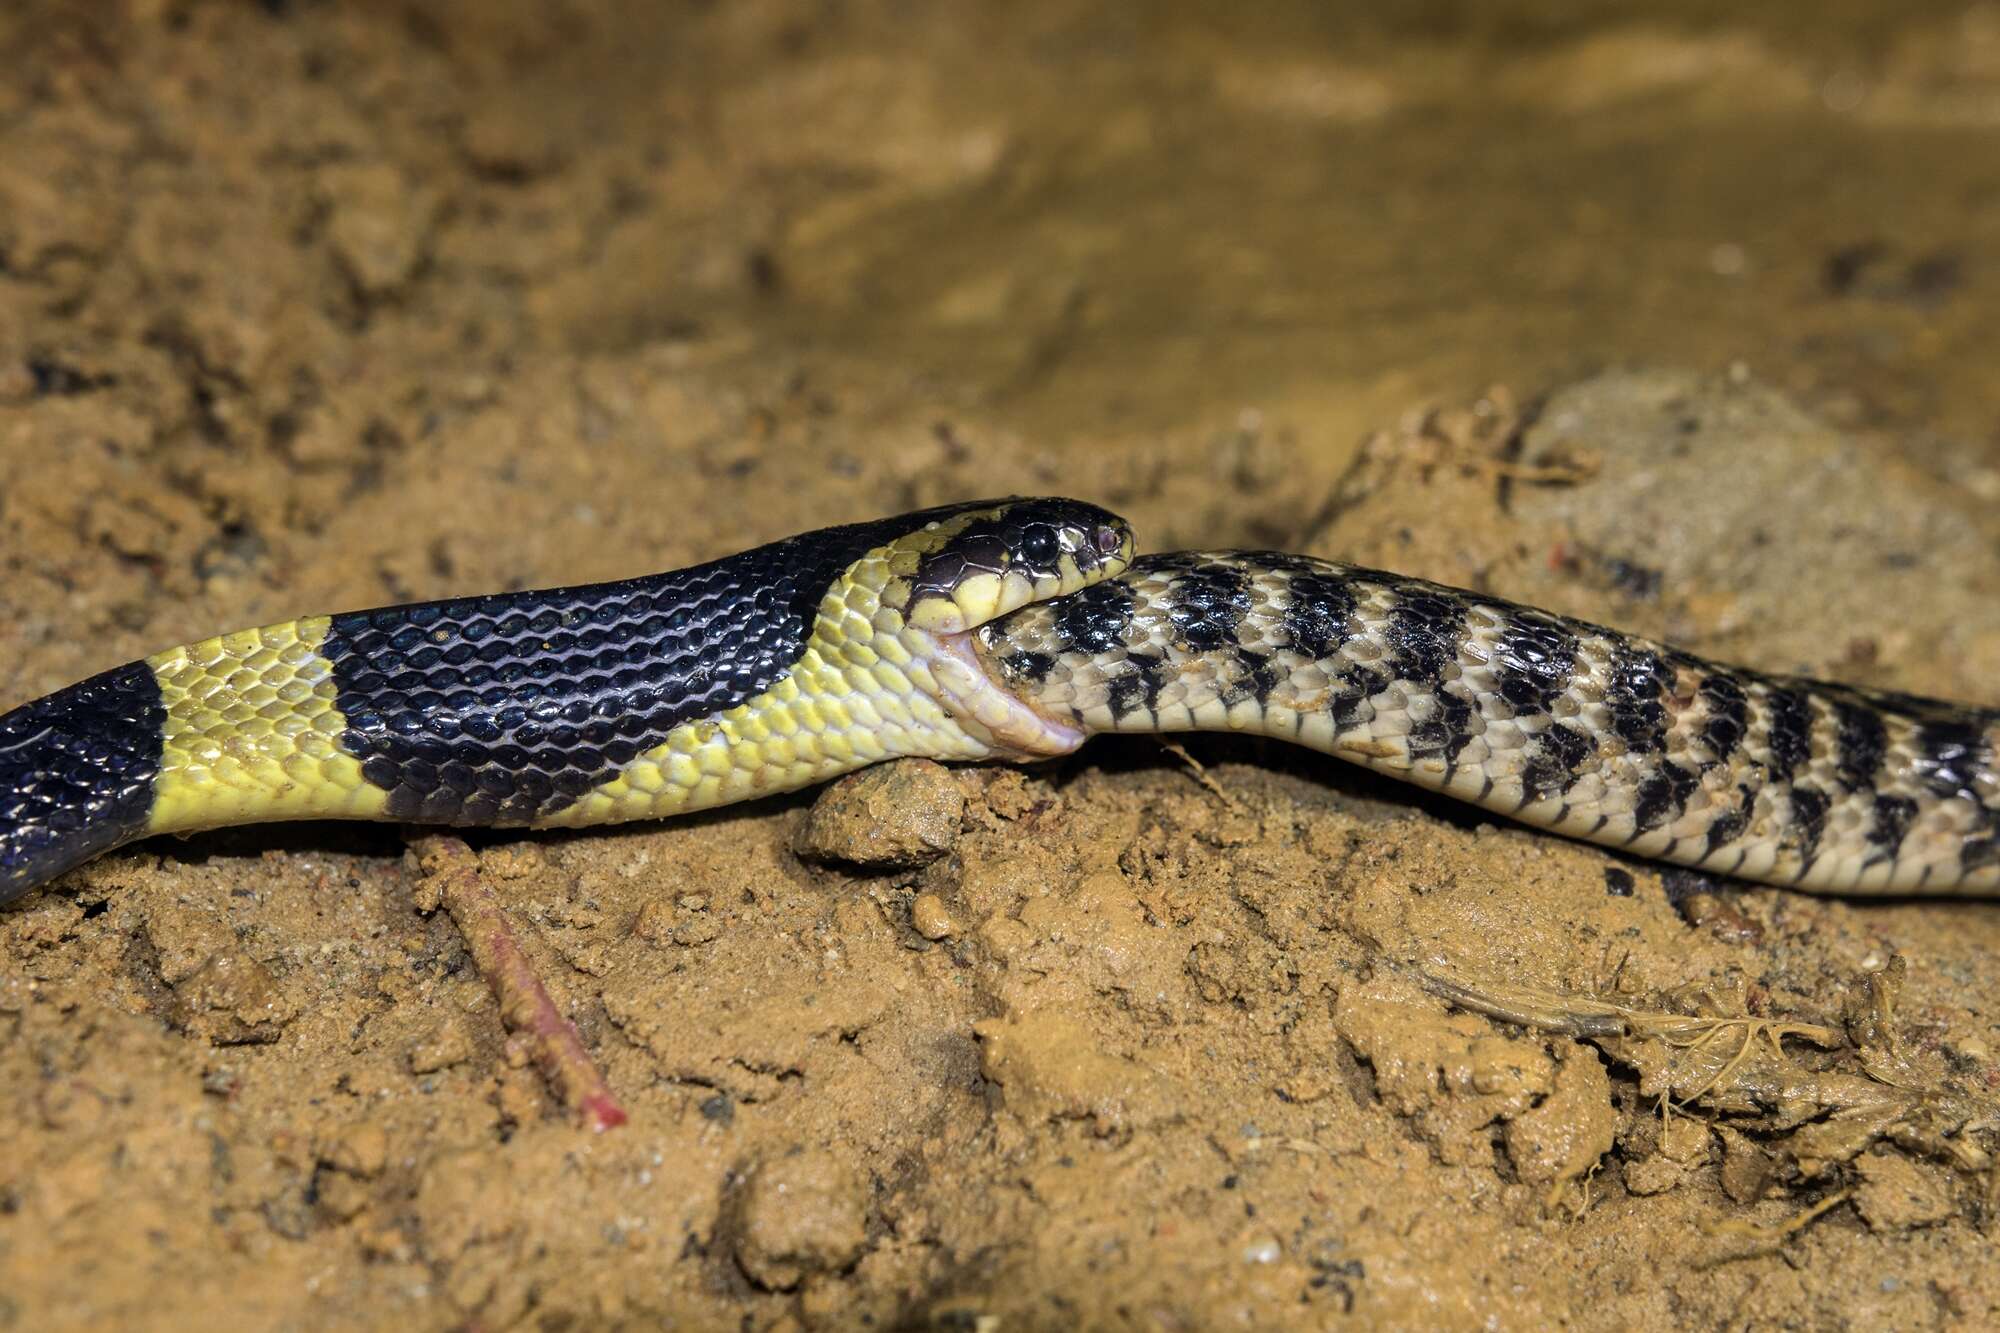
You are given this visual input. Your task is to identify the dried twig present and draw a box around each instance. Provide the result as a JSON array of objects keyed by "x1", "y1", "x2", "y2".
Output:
[
  {"x1": 1156, "y1": 739, "x2": 1240, "y2": 811},
  {"x1": 408, "y1": 834, "x2": 627, "y2": 1132}
]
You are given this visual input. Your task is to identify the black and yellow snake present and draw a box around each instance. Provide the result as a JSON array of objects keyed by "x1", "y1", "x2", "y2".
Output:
[{"x1": 3, "y1": 497, "x2": 1997, "y2": 904}]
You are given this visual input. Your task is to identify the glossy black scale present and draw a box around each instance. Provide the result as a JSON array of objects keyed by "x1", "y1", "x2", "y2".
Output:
[
  {"x1": 1489, "y1": 615, "x2": 1577, "y2": 716},
  {"x1": 1519, "y1": 722, "x2": 1594, "y2": 804},
  {"x1": 0, "y1": 661, "x2": 163, "y2": 899},
  {"x1": 1279, "y1": 572, "x2": 1354, "y2": 660}
]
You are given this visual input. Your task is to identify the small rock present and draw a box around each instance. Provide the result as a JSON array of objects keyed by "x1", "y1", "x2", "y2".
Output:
[
  {"x1": 910, "y1": 892, "x2": 959, "y2": 940},
  {"x1": 168, "y1": 950, "x2": 296, "y2": 1045},
  {"x1": 637, "y1": 894, "x2": 717, "y2": 945},
  {"x1": 1717, "y1": 1128, "x2": 1773, "y2": 1204},
  {"x1": 323, "y1": 1122, "x2": 390, "y2": 1178},
  {"x1": 729, "y1": 1150, "x2": 868, "y2": 1291},
  {"x1": 317, "y1": 162, "x2": 440, "y2": 298},
  {"x1": 633, "y1": 899, "x2": 674, "y2": 942},
  {"x1": 1623, "y1": 1153, "x2": 1685, "y2": 1196},
  {"x1": 977, "y1": 769, "x2": 1049, "y2": 821},
  {"x1": 794, "y1": 760, "x2": 965, "y2": 869},
  {"x1": 1950, "y1": 1033, "x2": 1992, "y2": 1064},
  {"x1": 1659, "y1": 1115, "x2": 1713, "y2": 1165},
  {"x1": 1465, "y1": 1035, "x2": 1556, "y2": 1100},
  {"x1": 409, "y1": 1016, "x2": 475, "y2": 1074},
  {"x1": 1854, "y1": 1152, "x2": 1956, "y2": 1230},
  {"x1": 1624, "y1": 1116, "x2": 1712, "y2": 1195},
  {"x1": 482, "y1": 843, "x2": 550, "y2": 881},
  {"x1": 315, "y1": 1171, "x2": 373, "y2": 1223},
  {"x1": 1501, "y1": 1044, "x2": 1617, "y2": 1187},
  {"x1": 671, "y1": 917, "x2": 721, "y2": 947}
]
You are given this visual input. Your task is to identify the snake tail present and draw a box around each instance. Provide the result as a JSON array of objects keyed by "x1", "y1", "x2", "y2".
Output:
[
  {"x1": 0, "y1": 499, "x2": 1132, "y2": 904},
  {"x1": 976, "y1": 552, "x2": 2000, "y2": 897}
]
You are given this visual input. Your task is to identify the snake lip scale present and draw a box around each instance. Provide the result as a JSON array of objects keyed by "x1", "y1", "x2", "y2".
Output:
[{"x1": 2, "y1": 497, "x2": 1997, "y2": 903}]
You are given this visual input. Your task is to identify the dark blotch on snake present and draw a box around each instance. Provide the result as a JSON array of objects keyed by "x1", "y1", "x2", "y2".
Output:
[
  {"x1": 1911, "y1": 719, "x2": 1989, "y2": 801},
  {"x1": 1702, "y1": 785, "x2": 1755, "y2": 855},
  {"x1": 1281, "y1": 572, "x2": 1355, "y2": 660},
  {"x1": 1867, "y1": 793, "x2": 1917, "y2": 860},
  {"x1": 1521, "y1": 722, "x2": 1594, "y2": 802},
  {"x1": 1107, "y1": 651, "x2": 1168, "y2": 719},
  {"x1": 1386, "y1": 590, "x2": 1474, "y2": 764},
  {"x1": 1762, "y1": 687, "x2": 1815, "y2": 785},
  {"x1": 1052, "y1": 580, "x2": 1136, "y2": 657},
  {"x1": 1167, "y1": 566, "x2": 1253, "y2": 653},
  {"x1": 1489, "y1": 614, "x2": 1577, "y2": 715},
  {"x1": 1787, "y1": 785, "x2": 1830, "y2": 871},
  {"x1": 1605, "y1": 650, "x2": 1673, "y2": 755},
  {"x1": 1833, "y1": 699, "x2": 1888, "y2": 793},
  {"x1": 1632, "y1": 760, "x2": 1700, "y2": 834},
  {"x1": 1697, "y1": 673, "x2": 1748, "y2": 765}
]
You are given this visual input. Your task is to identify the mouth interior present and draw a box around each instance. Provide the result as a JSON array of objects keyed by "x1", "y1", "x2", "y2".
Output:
[{"x1": 928, "y1": 630, "x2": 1083, "y2": 758}]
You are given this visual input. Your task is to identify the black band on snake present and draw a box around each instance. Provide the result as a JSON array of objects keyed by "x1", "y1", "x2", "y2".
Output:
[{"x1": 4, "y1": 499, "x2": 1997, "y2": 904}]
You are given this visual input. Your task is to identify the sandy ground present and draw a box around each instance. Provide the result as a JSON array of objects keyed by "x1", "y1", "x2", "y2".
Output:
[{"x1": 5, "y1": 2, "x2": 2000, "y2": 1328}]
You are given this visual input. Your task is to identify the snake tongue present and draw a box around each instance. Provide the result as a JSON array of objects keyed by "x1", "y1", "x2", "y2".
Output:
[{"x1": 927, "y1": 631, "x2": 1085, "y2": 759}]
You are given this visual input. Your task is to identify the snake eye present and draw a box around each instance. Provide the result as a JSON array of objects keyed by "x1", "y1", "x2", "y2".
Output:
[{"x1": 1015, "y1": 524, "x2": 1060, "y2": 568}]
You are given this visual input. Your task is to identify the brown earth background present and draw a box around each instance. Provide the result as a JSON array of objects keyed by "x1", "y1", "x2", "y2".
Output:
[{"x1": 6, "y1": 2, "x2": 2000, "y2": 1329}]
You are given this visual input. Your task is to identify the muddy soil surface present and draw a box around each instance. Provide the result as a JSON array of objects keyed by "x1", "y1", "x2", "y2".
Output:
[{"x1": 5, "y1": 3, "x2": 2000, "y2": 1329}]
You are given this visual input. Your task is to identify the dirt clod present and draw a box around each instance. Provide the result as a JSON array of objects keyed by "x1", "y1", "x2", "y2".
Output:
[
  {"x1": 322, "y1": 1122, "x2": 390, "y2": 1179},
  {"x1": 165, "y1": 950, "x2": 295, "y2": 1045},
  {"x1": 1717, "y1": 1127, "x2": 1775, "y2": 1204},
  {"x1": 728, "y1": 1151, "x2": 869, "y2": 1292},
  {"x1": 795, "y1": 759, "x2": 965, "y2": 869},
  {"x1": 1501, "y1": 1043, "x2": 1617, "y2": 1189},
  {"x1": 1854, "y1": 1152, "x2": 1957, "y2": 1231},
  {"x1": 910, "y1": 891, "x2": 959, "y2": 939}
]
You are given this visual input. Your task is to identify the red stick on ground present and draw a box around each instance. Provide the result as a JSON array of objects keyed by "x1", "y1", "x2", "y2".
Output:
[{"x1": 408, "y1": 835, "x2": 627, "y2": 1132}]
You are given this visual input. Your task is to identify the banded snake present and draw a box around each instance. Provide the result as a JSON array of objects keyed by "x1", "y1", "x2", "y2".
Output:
[{"x1": 3, "y1": 497, "x2": 1997, "y2": 903}]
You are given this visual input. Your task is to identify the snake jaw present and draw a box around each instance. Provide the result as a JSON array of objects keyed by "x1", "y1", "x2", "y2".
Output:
[{"x1": 925, "y1": 630, "x2": 1085, "y2": 759}]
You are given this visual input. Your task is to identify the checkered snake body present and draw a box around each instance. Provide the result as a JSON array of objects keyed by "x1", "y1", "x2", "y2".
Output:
[
  {"x1": 976, "y1": 552, "x2": 2000, "y2": 897},
  {"x1": 3, "y1": 499, "x2": 1997, "y2": 902}
]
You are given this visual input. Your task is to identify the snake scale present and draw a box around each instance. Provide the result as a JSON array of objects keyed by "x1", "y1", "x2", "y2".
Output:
[{"x1": 2, "y1": 497, "x2": 1997, "y2": 904}]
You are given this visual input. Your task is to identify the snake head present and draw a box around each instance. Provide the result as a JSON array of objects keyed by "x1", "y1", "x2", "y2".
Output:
[
  {"x1": 866, "y1": 497, "x2": 1131, "y2": 759},
  {"x1": 893, "y1": 497, "x2": 1135, "y2": 635}
]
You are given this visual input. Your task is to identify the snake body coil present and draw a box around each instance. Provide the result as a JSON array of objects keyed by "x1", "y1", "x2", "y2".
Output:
[
  {"x1": 977, "y1": 552, "x2": 2000, "y2": 897},
  {"x1": 0, "y1": 499, "x2": 1132, "y2": 902},
  {"x1": 3, "y1": 499, "x2": 1997, "y2": 902}
]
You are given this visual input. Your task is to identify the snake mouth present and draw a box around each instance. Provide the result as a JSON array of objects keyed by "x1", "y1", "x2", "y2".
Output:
[{"x1": 926, "y1": 630, "x2": 1085, "y2": 759}]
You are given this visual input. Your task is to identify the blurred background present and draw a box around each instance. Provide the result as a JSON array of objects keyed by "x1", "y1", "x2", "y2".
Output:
[{"x1": 4, "y1": 3, "x2": 1996, "y2": 668}]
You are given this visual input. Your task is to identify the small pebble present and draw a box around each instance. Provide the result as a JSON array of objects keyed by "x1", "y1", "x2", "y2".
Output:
[
  {"x1": 794, "y1": 759, "x2": 965, "y2": 869},
  {"x1": 409, "y1": 1017, "x2": 475, "y2": 1073},
  {"x1": 632, "y1": 899, "x2": 674, "y2": 942},
  {"x1": 910, "y1": 892, "x2": 959, "y2": 940},
  {"x1": 1717, "y1": 1128, "x2": 1773, "y2": 1204},
  {"x1": 730, "y1": 1150, "x2": 867, "y2": 1291},
  {"x1": 481, "y1": 844, "x2": 549, "y2": 880},
  {"x1": 1854, "y1": 1153, "x2": 1955, "y2": 1231},
  {"x1": 324, "y1": 1122, "x2": 390, "y2": 1178}
]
